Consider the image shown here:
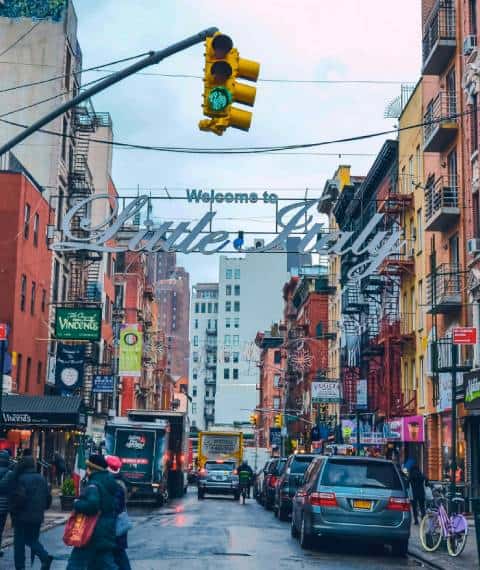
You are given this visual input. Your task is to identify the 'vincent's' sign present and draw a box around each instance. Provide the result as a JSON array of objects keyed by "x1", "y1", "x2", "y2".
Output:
[{"x1": 51, "y1": 195, "x2": 403, "y2": 282}]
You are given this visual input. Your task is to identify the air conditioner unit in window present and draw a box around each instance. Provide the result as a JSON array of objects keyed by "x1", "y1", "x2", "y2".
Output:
[
  {"x1": 464, "y1": 35, "x2": 477, "y2": 56},
  {"x1": 467, "y1": 238, "x2": 480, "y2": 255}
]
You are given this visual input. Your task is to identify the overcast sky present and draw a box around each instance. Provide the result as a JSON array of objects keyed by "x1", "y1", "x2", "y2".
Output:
[{"x1": 74, "y1": 0, "x2": 421, "y2": 283}]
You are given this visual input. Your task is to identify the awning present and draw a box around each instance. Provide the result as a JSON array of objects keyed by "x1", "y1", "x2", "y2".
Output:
[{"x1": 0, "y1": 395, "x2": 86, "y2": 428}]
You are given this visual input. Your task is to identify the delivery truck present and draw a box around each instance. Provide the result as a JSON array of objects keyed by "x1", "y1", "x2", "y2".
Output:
[
  {"x1": 105, "y1": 417, "x2": 169, "y2": 505},
  {"x1": 197, "y1": 431, "x2": 243, "y2": 468}
]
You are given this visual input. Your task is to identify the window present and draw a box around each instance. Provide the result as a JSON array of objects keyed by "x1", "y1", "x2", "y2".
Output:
[
  {"x1": 226, "y1": 301, "x2": 231, "y2": 312},
  {"x1": 469, "y1": 0, "x2": 478, "y2": 36},
  {"x1": 321, "y1": 459, "x2": 402, "y2": 490},
  {"x1": 194, "y1": 319, "x2": 198, "y2": 329},
  {"x1": 106, "y1": 253, "x2": 112, "y2": 277},
  {"x1": 25, "y1": 357, "x2": 31, "y2": 392},
  {"x1": 65, "y1": 48, "x2": 72, "y2": 90},
  {"x1": 234, "y1": 301, "x2": 240, "y2": 312},
  {"x1": 224, "y1": 368, "x2": 230, "y2": 379},
  {"x1": 16, "y1": 354, "x2": 22, "y2": 391},
  {"x1": 193, "y1": 352, "x2": 199, "y2": 363},
  {"x1": 224, "y1": 351, "x2": 231, "y2": 363},
  {"x1": 30, "y1": 281, "x2": 36, "y2": 315},
  {"x1": 234, "y1": 317, "x2": 240, "y2": 329},
  {"x1": 274, "y1": 350, "x2": 281, "y2": 364},
  {"x1": 192, "y1": 386, "x2": 197, "y2": 397},
  {"x1": 224, "y1": 335, "x2": 231, "y2": 346},
  {"x1": 114, "y1": 284, "x2": 125, "y2": 309},
  {"x1": 416, "y1": 208, "x2": 423, "y2": 252},
  {"x1": 233, "y1": 335, "x2": 239, "y2": 346},
  {"x1": 201, "y1": 303, "x2": 206, "y2": 313},
  {"x1": 226, "y1": 318, "x2": 231, "y2": 328},
  {"x1": 273, "y1": 374, "x2": 281, "y2": 388},
  {"x1": 193, "y1": 336, "x2": 199, "y2": 347},
  {"x1": 23, "y1": 203, "x2": 31, "y2": 239},
  {"x1": 416, "y1": 145, "x2": 421, "y2": 182},
  {"x1": 192, "y1": 403, "x2": 197, "y2": 414},
  {"x1": 20, "y1": 275, "x2": 27, "y2": 311},
  {"x1": 401, "y1": 165, "x2": 406, "y2": 194},
  {"x1": 56, "y1": 190, "x2": 64, "y2": 231},
  {"x1": 61, "y1": 275, "x2": 67, "y2": 303},
  {"x1": 193, "y1": 369, "x2": 198, "y2": 380},
  {"x1": 472, "y1": 93, "x2": 478, "y2": 154},
  {"x1": 36, "y1": 361, "x2": 42, "y2": 385},
  {"x1": 273, "y1": 397, "x2": 281, "y2": 409},
  {"x1": 234, "y1": 285, "x2": 240, "y2": 296},
  {"x1": 233, "y1": 352, "x2": 239, "y2": 363},
  {"x1": 408, "y1": 155, "x2": 414, "y2": 187},
  {"x1": 233, "y1": 369, "x2": 239, "y2": 380},
  {"x1": 214, "y1": 303, "x2": 218, "y2": 314},
  {"x1": 418, "y1": 280, "x2": 424, "y2": 329},
  {"x1": 226, "y1": 268, "x2": 232, "y2": 279},
  {"x1": 195, "y1": 303, "x2": 199, "y2": 313},
  {"x1": 475, "y1": 193, "x2": 480, "y2": 238},
  {"x1": 33, "y1": 213, "x2": 39, "y2": 247},
  {"x1": 419, "y1": 356, "x2": 425, "y2": 407},
  {"x1": 41, "y1": 289, "x2": 46, "y2": 313},
  {"x1": 234, "y1": 268, "x2": 240, "y2": 279},
  {"x1": 207, "y1": 303, "x2": 212, "y2": 313},
  {"x1": 52, "y1": 260, "x2": 60, "y2": 303},
  {"x1": 61, "y1": 117, "x2": 67, "y2": 161},
  {"x1": 226, "y1": 285, "x2": 232, "y2": 296}
]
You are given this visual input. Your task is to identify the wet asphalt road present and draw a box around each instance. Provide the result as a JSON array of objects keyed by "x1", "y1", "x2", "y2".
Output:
[{"x1": 2, "y1": 488, "x2": 431, "y2": 569}]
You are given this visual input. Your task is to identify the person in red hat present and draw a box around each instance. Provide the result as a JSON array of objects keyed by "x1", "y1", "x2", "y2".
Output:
[{"x1": 106, "y1": 456, "x2": 131, "y2": 570}]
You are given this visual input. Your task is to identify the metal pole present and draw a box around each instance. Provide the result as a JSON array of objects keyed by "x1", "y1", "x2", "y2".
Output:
[
  {"x1": 450, "y1": 342, "x2": 458, "y2": 510},
  {"x1": 356, "y1": 411, "x2": 361, "y2": 455},
  {"x1": 111, "y1": 318, "x2": 121, "y2": 417},
  {"x1": 0, "y1": 27, "x2": 219, "y2": 156}
]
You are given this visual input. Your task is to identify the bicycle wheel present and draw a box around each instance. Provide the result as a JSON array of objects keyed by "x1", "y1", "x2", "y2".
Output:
[
  {"x1": 420, "y1": 512, "x2": 442, "y2": 552},
  {"x1": 446, "y1": 514, "x2": 468, "y2": 557}
]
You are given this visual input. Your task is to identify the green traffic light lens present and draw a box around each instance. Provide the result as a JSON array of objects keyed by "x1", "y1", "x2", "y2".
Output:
[{"x1": 208, "y1": 87, "x2": 232, "y2": 112}]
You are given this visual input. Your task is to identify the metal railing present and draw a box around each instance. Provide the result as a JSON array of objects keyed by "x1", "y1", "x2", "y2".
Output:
[
  {"x1": 400, "y1": 312, "x2": 416, "y2": 335},
  {"x1": 422, "y1": 0, "x2": 456, "y2": 64},
  {"x1": 425, "y1": 176, "x2": 458, "y2": 221},
  {"x1": 427, "y1": 263, "x2": 463, "y2": 306},
  {"x1": 424, "y1": 91, "x2": 457, "y2": 145}
]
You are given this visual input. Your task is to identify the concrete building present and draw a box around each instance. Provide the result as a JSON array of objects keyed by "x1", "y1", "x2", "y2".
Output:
[
  {"x1": 188, "y1": 283, "x2": 219, "y2": 430},
  {"x1": 215, "y1": 253, "x2": 289, "y2": 426}
]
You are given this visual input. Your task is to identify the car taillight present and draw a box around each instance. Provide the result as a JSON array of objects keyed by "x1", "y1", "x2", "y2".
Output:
[
  {"x1": 269, "y1": 476, "x2": 277, "y2": 487},
  {"x1": 387, "y1": 497, "x2": 410, "y2": 512},
  {"x1": 309, "y1": 492, "x2": 337, "y2": 507}
]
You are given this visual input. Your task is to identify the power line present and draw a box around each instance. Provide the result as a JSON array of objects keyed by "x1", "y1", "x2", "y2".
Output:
[{"x1": 0, "y1": 22, "x2": 41, "y2": 58}]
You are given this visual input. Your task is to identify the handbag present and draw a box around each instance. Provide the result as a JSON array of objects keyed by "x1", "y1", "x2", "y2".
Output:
[
  {"x1": 63, "y1": 512, "x2": 100, "y2": 548},
  {"x1": 116, "y1": 510, "x2": 133, "y2": 537}
]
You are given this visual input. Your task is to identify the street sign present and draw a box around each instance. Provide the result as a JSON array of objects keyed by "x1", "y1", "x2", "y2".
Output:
[
  {"x1": 453, "y1": 327, "x2": 477, "y2": 345},
  {"x1": 0, "y1": 324, "x2": 7, "y2": 341}
]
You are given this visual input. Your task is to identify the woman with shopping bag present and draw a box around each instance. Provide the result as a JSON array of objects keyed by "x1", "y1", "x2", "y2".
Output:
[
  {"x1": 408, "y1": 462, "x2": 428, "y2": 525},
  {"x1": 106, "y1": 455, "x2": 132, "y2": 570}
]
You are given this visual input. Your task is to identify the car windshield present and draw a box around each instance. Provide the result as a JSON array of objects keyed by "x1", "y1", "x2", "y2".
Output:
[
  {"x1": 321, "y1": 459, "x2": 402, "y2": 490},
  {"x1": 290, "y1": 456, "x2": 314, "y2": 474},
  {"x1": 206, "y1": 462, "x2": 234, "y2": 471},
  {"x1": 275, "y1": 459, "x2": 287, "y2": 475}
]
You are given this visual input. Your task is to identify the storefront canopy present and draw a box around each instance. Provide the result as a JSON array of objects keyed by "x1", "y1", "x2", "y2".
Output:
[{"x1": 0, "y1": 395, "x2": 86, "y2": 428}]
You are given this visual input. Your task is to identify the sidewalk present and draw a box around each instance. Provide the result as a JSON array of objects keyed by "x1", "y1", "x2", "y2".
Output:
[
  {"x1": 1, "y1": 494, "x2": 69, "y2": 550},
  {"x1": 408, "y1": 518, "x2": 479, "y2": 569}
]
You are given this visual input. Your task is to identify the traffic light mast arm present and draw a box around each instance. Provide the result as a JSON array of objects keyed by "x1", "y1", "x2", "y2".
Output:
[{"x1": 0, "y1": 27, "x2": 219, "y2": 157}]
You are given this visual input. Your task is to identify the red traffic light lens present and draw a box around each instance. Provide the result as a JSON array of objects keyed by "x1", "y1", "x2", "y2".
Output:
[{"x1": 212, "y1": 34, "x2": 233, "y2": 58}]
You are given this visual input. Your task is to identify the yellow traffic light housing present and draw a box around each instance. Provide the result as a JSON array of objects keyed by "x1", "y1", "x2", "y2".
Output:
[
  {"x1": 199, "y1": 32, "x2": 260, "y2": 135},
  {"x1": 274, "y1": 414, "x2": 282, "y2": 428},
  {"x1": 250, "y1": 413, "x2": 258, "y2": 427}
]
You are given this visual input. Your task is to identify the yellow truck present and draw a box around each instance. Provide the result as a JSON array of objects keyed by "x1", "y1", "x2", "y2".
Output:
[{"x1": 197, "y1": 431, "x2": 243, "y2": 469}]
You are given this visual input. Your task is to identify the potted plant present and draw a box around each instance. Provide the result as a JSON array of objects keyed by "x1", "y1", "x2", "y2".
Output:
[{"x1": 60, "y1": 477, "x2": 76, "y2": 511}]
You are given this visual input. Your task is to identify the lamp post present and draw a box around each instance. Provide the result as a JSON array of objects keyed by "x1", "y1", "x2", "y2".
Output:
[{"x1": 111, "y1": 307, "x2": 124, "y2": 418}]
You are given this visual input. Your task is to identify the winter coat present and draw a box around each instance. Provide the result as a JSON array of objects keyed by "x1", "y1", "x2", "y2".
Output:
[
  {"x1": 0, "y1": 455, "x2": 10, "y2": 514},
  {"x1": 113, "y1": 475, "x2": 128, "y2": 550},
  {"x1": 73, "y1": 469, "x2": 118, "y2": 552},
  {"x1": 408, "y1": 466, "x2": 427, "y2": 499}
]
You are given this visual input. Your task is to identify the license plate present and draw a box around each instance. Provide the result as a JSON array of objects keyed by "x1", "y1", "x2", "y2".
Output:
[{"x1": 353, "y1": 499, "x2": 372, "y2": 510}]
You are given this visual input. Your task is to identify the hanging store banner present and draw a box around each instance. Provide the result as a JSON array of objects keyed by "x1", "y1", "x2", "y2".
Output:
[
  {"x1": 119, "y1": 325, "x2": 142, "y2": 377},
  {"x1": 269, "y1": 427, "x2": 281, "y2": 447},
  {"x1": 465, "y1": 369, "x2": 480, "y2": 409},
  {"x1": 50, "y1": 195, "x2": 403, "y2": 283},
  {"x1": 55, "y1": 307, "x2": 102, "y2": 341},
  {"x1": 92, "y1": 374, "x2": 114, "y2": 394},
  {"x1": 55, "y1": 343, "x2": 85, "y2": 392},
  {"x1": 386, "y1": 416, "x2": 425, "y2": 442},
  {"x1": 311, "y1": 381, "x2": 341, "y2": 403}
]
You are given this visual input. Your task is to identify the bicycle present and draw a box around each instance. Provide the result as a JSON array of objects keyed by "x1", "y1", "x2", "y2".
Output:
[
  {"x1": 419, "y1": 485, "x2": 468, "y2": 557},
  {"x1": 238, "y1": 471, "x2": 251, "y2": 505}
]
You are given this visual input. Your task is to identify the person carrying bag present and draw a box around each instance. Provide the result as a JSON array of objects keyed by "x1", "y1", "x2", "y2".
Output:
[{"x1": 106, "y1": 455, "x2": 132, "y2": 570}]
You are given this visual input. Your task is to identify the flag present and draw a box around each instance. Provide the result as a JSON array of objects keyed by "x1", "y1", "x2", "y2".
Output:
[{"x1": 72, "y1": 444, "x2": 86, "y2": 496}]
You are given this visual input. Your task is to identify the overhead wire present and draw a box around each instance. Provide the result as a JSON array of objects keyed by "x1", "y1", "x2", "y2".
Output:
[{"x1": 0, "y1": 21, "x2": 41, "y2": 58}]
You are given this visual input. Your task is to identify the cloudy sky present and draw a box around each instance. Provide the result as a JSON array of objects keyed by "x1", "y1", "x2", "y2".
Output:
[{"x1": 74, "y1": 0, "x2": 421, "y2": 283}]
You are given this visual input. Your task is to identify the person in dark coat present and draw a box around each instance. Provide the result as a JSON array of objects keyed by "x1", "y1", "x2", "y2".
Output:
[
  {"x1": 53, "y1": 452, "x2": 66, "y2": 486},
  {"x1": 66, "y1": 454, "x2": 119, "y2": 570},
  {"x1": 0, "y1": 450, "x2": 11, "y2": 556},
  {"x1": 408, "y1": 463, "x2": 427, "y2": 524},
  {"x1": 3, "y1": 450, "x2": 53, "y2": 570},
  {"x1": 106, "y1": 455, "x2": 131, "y2": 570}
]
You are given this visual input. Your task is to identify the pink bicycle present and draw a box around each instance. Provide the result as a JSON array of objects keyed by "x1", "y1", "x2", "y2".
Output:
[{"x1": 420, "y1": 485, "x2": 468, "y2": 557}]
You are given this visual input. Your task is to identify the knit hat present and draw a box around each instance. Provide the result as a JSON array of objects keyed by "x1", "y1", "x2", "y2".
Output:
[
  {"x1": 106, "y1": 455, "x2": 122, "y2": 474},
  {"x1": 86, "y1": 454, "x2": 108, "y2": 472}
]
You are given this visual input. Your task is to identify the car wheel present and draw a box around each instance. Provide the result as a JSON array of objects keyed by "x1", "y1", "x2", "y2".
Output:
[
  {"x1": 197, "y1": 489, "x2": 204, "y2": 500},
  {"x1": 278, "y1": 505, "x2": 289, "y2": 522},
  {"x1": 391, "y1": 539, "x2": 408, "y2": 557},
  {"x1": 291, "y1": 515, "x2": 299, "y2": 538},
  {"x1": 300, "y1": 517, "x2": 314, "y2": 550}
]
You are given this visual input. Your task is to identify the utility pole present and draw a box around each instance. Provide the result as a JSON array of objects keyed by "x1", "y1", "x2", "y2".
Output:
[
  {"x1": 450, "y1": 341, "x2": 458, "y2": 506},
  {"x1": 0, "y1": 27, "x2": 219, "y2": 156}
]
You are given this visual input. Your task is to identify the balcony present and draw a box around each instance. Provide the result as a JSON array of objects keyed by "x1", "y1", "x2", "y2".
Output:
[
  {"x1": 205, "y1": 377, "x2": 216, "y2": 386},
  {"x1": 423, "y1": 92, "x2": 458, "y2": 152},
  {"x1": 427, "y1": 263, "x2": 463, "y2": 314},
  {"x1": 206, "y1": 344, "x2": 217, "y2": 353},
  {"x1": 206, "y1": 327, "x2": 217, "y2": 336},
  {"x1": 377, "y1": 181, "x2": 413, "y2": 214},
  {"x1": 379, "y1": 239, "x2": 415, "y2": 275},
  {"x1": 204, "y1": 395, "x2": 215, "y2": 404},
  {"x1": 205, "y1": 361, "x2": 217, "y2": 370},
  {"x1": 425, "y1": 176, "x2": 459, "y2": 232},
  {"x1": 204, "y1": 409, "x2": 215, "y2": 421},
  {"x1": 341, "y1": 285, "x2": 365, "y2": 315},
  {"x1": 422, "y1": 0, "x2": 456, "y2": 75}
]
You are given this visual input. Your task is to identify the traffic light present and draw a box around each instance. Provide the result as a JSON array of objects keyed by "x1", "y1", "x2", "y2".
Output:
[
  {"x1": 250, "y1": 413, "x2": 258, "y2": 427},
  {"x1": 199, "y1": 32, "x2": 260, "y2": 135},
  {"x1": 274, "y1": 414, "x2": 282, "y2": 428}
]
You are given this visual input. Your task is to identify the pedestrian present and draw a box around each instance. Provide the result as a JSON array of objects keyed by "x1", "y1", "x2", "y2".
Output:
[
  {"x1": 237, "y1": 460, "x2": 253, "y2": 497},
  {"x1": 66, "y1": 454, "x2": 119, "y2": 570},
  {"x1": 408, "y1": 462, "x2": 427, "y2": 525},
  {"x1": 106, "y1": 455, "x2": 131, "y2": 570},
  {"x1": 53, "y1": 452, "x2": 66, "y2": 487},
  {"x1": 0, "y1": 450, "x2": 11, "y2": 557},
  {"x1": 6, "y1": 448, "x2": 53, "y2": 570}
]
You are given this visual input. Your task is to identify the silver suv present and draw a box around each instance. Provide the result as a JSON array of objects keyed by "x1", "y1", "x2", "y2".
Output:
[{"x1": 197, "y1": 460, "x2": 240, "y2": 500}]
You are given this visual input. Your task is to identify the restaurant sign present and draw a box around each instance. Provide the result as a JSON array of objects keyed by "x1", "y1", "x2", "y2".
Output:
[
  {"x1": 465, "y1": 369, "x2": 480, "y2": 409},
  {"x1": 55, "y1": 307, "x2": 102, "y2": 341},
  {"x1": 311, "y1": 381, "x2": 341, "y2": 403}
]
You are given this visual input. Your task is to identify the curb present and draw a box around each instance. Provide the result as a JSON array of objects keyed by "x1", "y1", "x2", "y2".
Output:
[{"x1": 408, "y1": 548, "x2": 447, "y2": 570}]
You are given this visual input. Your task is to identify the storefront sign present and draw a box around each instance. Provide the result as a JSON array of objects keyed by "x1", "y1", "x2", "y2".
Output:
[
  {"x1": 119, "y1": 325, "x2": 142, "y2": 377},
  {"x1": 453, "y1": 327, "x2": 477, "y2": 345},
  {"x1": 50, "y1": 195, "x2": 403, "y2": 283},
  {"x1": 269, "y1": 427, "x2": 281, "y2": 447},
  {"x1": 465, "y1": 369, "x2": 480, "y2": 409},
  {"x1": 312, "y1": 381, "x2": 341, "y2": 403},
  {"x1": 186, "y1": 189, "x2": 278, "y2": 204},
  {"x1": 386, "y1": 416, "x2": 425, "y2": 442},
  {"x1": 92, "y1": 374, "x2": 114, "y2": 394},
  {"x1": 55, "y1": 307, "x2": 101, "y2": 341},
  {"x1": 55, "y1": 343, "x2": 85, "y2": 391},
  {"x1": 438, "y1": 373, "x2": 452, "y2": 413}
]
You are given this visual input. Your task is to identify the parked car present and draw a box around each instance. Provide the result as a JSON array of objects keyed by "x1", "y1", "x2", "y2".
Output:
[
  {"x1": 254, "y1": 463, "x2": 269, "y2": 502},
  {"x1": 197, "y1": 460, "x2": 239, "y2": 500},
  {"x1": 274, "y1": 453, "x2": 316, "y2": 521},
  {"x1": 262, "y1": 457, "x2": 287, "y2": 510},
  {"x1": 291, "y1": 456, "x2": 411, "y2": 556}
]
